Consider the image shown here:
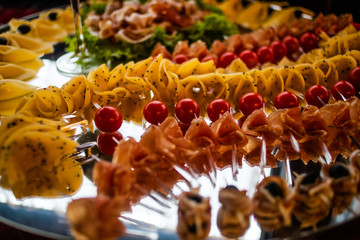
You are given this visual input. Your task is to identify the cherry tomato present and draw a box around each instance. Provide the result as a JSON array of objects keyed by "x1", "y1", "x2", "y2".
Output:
[
  {"x1": 175, "y1": 98, "x2": 200, "y2": 124},
  {"x1": 201, "y1": 55, "x2": 218, "y2": 66},
  {"x1": 219, "y1": 52, "x2": 237, "y2": 68},
  {"x1": 331, "y1": 81, "x2": 355, "y2": 101},
  {"x1": 207, "y1": 99, "x2": 231, "y2": 122},
  {"x1": 282, "y1": 36, "x2": 299, "y2": 54},
  {"x1": 274, "y1": 91, "x2": 299, "y2": 109},
  {"x1": 95, "y1": 106, "x2": 123, "y2": 132},
  {"x1": 239, "y1": 50, "x2": 258, "y2": 68},
  {"x1": 352, "y1": 22, "x2": 360, "y2": 31},
  {"x1": 257, "y1": 46, "x2": 274, "y2": 64},
  {"x1": 173, "y1": 54, "x2": 188, "y2": 64},
  {"x1": 299, "y1": 32, "x2": 318, "y2": 52},
  {"x1": 143, "y1": 100, "x2": 168, "y2": 125},
  {"x1": 305, "y1": 85, "x2": 329, "y2": 108},
  {"x1": 270, "y1": 41, "x2": 287, "y2": 62},
  {"x1": 348, "y1": 67, "x2": 360, "y2": 92},
  {"x1": 238, "y1": 92, "x2": 264, "y2": 116},
  {"x1": 97, "y1": 131, "x2": 123, "y2": 155}
]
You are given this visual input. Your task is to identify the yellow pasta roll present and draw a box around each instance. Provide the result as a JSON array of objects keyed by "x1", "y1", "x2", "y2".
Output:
[
  {"x1": 294, "y1": 64, "x2": 323, "y2": 89},
  {"x1": 62, "y1": 75, "x2": 93, "y2": 112},
  {"x1": 313, "y1": 59, "x2": 339, "y2": 88},
  {"x1": 39, "y1": 6, "x2": 75, "y2": 34},
  {"x1": 17, "y1": 86, "x2": 73, "y2": 119},
  {"x1": 9, "y1": 18, "x2": 67, "y2": 43},
  {"x1": 0, "y1": 62, "x2": 37, "y2": 80},
  {"x1": 0, "y1": 114, "x2": 82, "y2": 199},
  {"x1": 345, "y1": 50, "x2": 360, "y2": 66},
  {"x1": 193, "y1": 59, "x2": 217, "y2": 75},
  {"x1": 0, "y1": 79, "x2": 37, "y2": 116},
  {"x1": 279, "y1": 66, "x2": 305, "y2": 94},
  {"x1": 247, "y1": 69, "x2": 267, "y2": 97},
  {"x1": 329, "y1": 54, "x2": 357, "y2": 81},
  {"x1": 262, "y1": 67, "x2": 284, "y2": 101},
  {"x1": 226, "y1": 73, "x2": 256, "y2": 110},
  {"x1": 0, "y1": 45, "x2": 42, "y2": 64},
  {"x1": 297, "y1": 49, "x2": 326, "y2": 64},
  {"x1": 0, "y1": 32, "x2": 53, "y2": 54},
  {"x1": 225, "y1": 58, "x2": 249, "y2": 73},
  {"x1": 176, "y1": 58, "x2": 201, "y2": 79}
]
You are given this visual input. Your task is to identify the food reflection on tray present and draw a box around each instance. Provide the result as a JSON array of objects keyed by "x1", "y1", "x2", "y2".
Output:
[{"x1": 1, "y1": 0, "x2": 360, "y2": 239}]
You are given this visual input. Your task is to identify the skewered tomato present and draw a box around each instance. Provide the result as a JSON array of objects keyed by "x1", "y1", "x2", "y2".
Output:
[
  {"x1": 282, "y1": 36, "x2": 299, "y2": 54},
  {"x1": 270, "y1": 41, "x2": 287, "y2": 62},
  {"x1": 299, "y1": 32, "x2": 318, "y2": 52},
  {"x1": 173, "y1": 54, "x2": 188, "y2": 64},
  {"x1": 305, "y1": 85, "x2": 329, "y2": 108},
  {"x1": 207, "y1": 99, "x2": 231, "y2": 122},
  {"x1": 274, "y1": 91, "x2": 299, "y2": 109},
  {"x1": 257, "y1": 46, "x2": 274, "y2": 64},
  {"x1": 143, "y1": 100, "x2": 168, "y2": 125},
  {"x1": 331, "y1": 81, "x2": 355, "y2": 100},
  {"x1": 348, "y1": 67, "x2": 360, "y2": 92},
  {"x1": 175, "y1": 98, "x2": 200, "y2": 124},
  {"x1": 97, "y1": 131, "x2": 123, "y2": 155},
  {"x1": 201, "y1": 56, "x2": 218, "y2": 66},
  {"x1": 239, "y1": 50, "x2": 258, "y2": 68},
  {"x1": 238, "y1": 92, "x2": 264, "y2": 116},
  {"x1": 219, "y1": 52, "x2": 237, "y2": 68},
  {"x1": 95, "y1": 106, "x2": 123, "y2": 132}
]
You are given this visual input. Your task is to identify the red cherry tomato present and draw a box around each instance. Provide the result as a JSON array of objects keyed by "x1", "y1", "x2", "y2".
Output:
[
  {"x1": 219, "y1": 52, "x2": 237, "y2": 68},
  {"x1": 305, "y1": 85, "x2": 329, "y2": 108},
  {"x1": 201, "y1": 55, "x2": 218, "y2": 66},
  {"x1": 97, "y1": 131, "x2": 123, "y2": 155},
  {"x1": 352, "y1": 22, "x2": 360, "y2": 31},
  {"x1": 207, "y1": 99, "x2": 231, "y2": 122},
  {"x1": 173, "y1": 54, "x2": 188, "y2": 64},
  {"x1": 257, "y1": 46, "x2": 274, "y2": 64},
  {"x1": 282, "y1": 36, "x2": 299, "y2": 54},
  {"x1": 94, "y1": 106, "x2": 123, "y2": 132},
  {"x1": 143, "y1": 100, "x2": 168, "y2": 125},
  {"x1": 175, "y1": 98, "x2": 200, "y2": 124},
  {"x1": 239, "y1": 50, "x2": 258, "y2": 68},
  {"x1": 270, "y1": 41, "x2": 287, "y2": 62},
  {"x1": 299, "y1": 32, "x2": 318, "y2": 52},
  {"x1": 331, "y1": 81, "x2": 355, "y2": 101},
  {"x1": 238, "y1": 92, "x2": 264, "y2": 116},
  {"x1": 274, "y1": 91, "x2": 299, "y2": 109},
  {"x1": 348, "y1": 67, "x2": 360, "y2": 92}
]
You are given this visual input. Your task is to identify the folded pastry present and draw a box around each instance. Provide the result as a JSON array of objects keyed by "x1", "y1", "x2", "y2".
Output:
[{"x1": 217, "y1": 186, "x2": 252, "y2": 238}]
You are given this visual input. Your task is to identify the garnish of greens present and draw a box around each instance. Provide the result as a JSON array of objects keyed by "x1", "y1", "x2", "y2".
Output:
[{"x1": 66, "y1": 0, "x2": 238, "y2": 69}]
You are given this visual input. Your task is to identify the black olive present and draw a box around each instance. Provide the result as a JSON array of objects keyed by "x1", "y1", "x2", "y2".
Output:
[
  {"x1": 48, "y1": 12, "x2": 58, "y2": 21},
  {"x1": 187, "y1": 193, "x2": 203, "y2": 203},
  {"x1": 225, "y1": 185, "x2": 238, "y2": 191},
  {"x1": 301, "y1": 172, "x2": 319, "y2": 185},
  {"x1": 329, "y1": 164, "x2": 349, "y2": 179},
  {"x1": 294, "y1": 10, "x2": 303, "y2": 18},
  {"x1": 264, "y1": 182, "x2": 284, "y2": 198},
  {"x1": 17, "y1": 24, "x2": 31, "y2": 34},
  {"x1": 0, "y1": 37, "x2": 7, "y2": 45}
]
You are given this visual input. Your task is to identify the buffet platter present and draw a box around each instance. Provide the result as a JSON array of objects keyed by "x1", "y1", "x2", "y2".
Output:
[{"x1": 2, "y1": 1, "x2": 360, "y2": 239}]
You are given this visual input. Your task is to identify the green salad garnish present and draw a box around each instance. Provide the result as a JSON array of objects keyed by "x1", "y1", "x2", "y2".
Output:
[{"x1": 66, "y1": 1, "x2": 238, "y2": 68}]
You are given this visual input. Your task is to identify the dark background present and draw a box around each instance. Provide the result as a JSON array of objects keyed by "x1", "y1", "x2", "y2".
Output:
[{"x1": 0, "y1": 0, "x2": 358, "y2": 25}]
